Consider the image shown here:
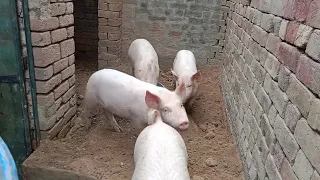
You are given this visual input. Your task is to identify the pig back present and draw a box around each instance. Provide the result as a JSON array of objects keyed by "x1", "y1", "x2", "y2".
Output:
[{"x1": 132, "y1": 121, "x2": 190, "y2": 180}]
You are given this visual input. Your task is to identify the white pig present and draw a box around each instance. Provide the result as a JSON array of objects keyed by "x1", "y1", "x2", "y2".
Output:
[
  {"x1": 171, "y1": 50, "x2": 201, "y2": 111},
  {"x1": 128, "y1": 39, "x2": 159, "y2": 85},
  {"x1": 83, "y1": 69, "x2": 189, "y2": 132},
  {"x1": 132, "y1": 109, "x2": 190, "y2": 180}
]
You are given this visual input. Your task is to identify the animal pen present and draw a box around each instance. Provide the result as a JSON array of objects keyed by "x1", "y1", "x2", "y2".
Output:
[{"x1": 0, "y1": 0, "x2": 320, "y2": 179}]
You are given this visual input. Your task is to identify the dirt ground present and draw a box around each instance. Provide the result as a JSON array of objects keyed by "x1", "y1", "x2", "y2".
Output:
[{"x1": 29, "y1": 59, "x2": 244, "y2": 180}]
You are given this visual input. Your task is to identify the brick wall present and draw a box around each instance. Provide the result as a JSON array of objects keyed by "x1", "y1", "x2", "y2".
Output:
[
  {"x1": 28, "y1": 0, "x2": 77, "y2": 140},
  {"x1": 122, "y1": 0, "x2": 228, "y2": 70},
  {"x1": 74, "y1": 0, "x2": 98, "y2": 60},
  {"x1": 98, "y1": 0, "x2": 123, "y2": 69},
  {"x1": 222, "y1": 0, "x2": 320, "y2": 179}
]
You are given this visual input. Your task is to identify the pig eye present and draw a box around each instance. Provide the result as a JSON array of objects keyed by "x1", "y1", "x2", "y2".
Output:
[
  {"x1": 187, "y1": 85, "x2": 192, "y2": 88},
  {"x1": 162, "y1": 107, "x2": 170, "y2": 113},
  {"x1": 180, "y1": 104, "x2": 183, "y2": 107}
]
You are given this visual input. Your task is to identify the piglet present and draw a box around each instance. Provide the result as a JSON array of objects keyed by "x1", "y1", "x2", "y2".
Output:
[
  {"x1": 128, "y1": 39, "x2": 159, "y2": 85},
  {"x1": 132, "y1": 109, "x2": 190, "y2": 180},
  {"x1": 171, "y1": 50, "x2": 201, "y2": 111},
  {"x1": 83, "y1": 69, "x2": 189, "y2": 132}
]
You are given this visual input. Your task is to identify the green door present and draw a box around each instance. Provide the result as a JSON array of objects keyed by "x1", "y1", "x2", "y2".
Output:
[{"x1": 0, "y1": 0, "x2": 32, "y2": 176}]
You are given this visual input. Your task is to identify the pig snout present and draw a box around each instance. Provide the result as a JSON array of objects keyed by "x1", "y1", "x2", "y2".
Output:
[{"x1": 178, "y1": 121, "x2": 189, "y2": 130}]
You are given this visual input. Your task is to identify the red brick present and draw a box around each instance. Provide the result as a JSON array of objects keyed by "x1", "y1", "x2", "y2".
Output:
[
  {"x1": 169, "y1": 31, "x2": 183, "y2": 37},
  {"x1": 296, "y1": 54, "x2": 320, "y2": 96},
  {"x1": 30, "y1": 17, "x2": 60, "y2": 31},
  {"x1": 306, "y1": 0, "x2": 320, "y2": 29},
  {"x1": 285, "y1": 21, "x2": 300, "y2": 44},
  {"x1": 294, "y1": 0, "x2": 312, "y2": 21},
  {"x1": 277, "y1": 42, "x2": 301, "y2": 73}
]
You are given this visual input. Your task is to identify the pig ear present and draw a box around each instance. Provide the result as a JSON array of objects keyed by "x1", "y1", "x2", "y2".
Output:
[
  {"x1": 175, "y1": 82, "x2": 186, "y2": 99},
  {"x1": 171, "y1": 68, "x2": 179, "y2": 79},
  {"x1": 191, "y1": 71, "x2": 202, "y2": 82},
  {"x1": 145, "y1": 91, "x2": 161, "y2": 109}
]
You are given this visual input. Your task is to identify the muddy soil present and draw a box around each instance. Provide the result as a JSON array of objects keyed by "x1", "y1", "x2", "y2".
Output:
[{"x1": 31, "y1": 59, "x2": 244, "y2": 180}]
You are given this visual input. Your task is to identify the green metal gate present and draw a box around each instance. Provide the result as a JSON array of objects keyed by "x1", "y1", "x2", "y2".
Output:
[{"x1": 0, "y1": 0, "x2": 32, "y2": 176}]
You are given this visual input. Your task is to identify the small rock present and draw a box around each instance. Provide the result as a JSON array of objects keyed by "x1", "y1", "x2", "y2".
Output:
[
  {"x1": 199, "y1": 124, "x2": 207, "y2": 132},
  {"x1": 78, "y1": 95, "x2": 84, "y2": 100},
  {"x1": 205, "y1": 131, "x2": 215, "y2": 139},
  {"x1": 120, "y1": 162, "x2": 124, "y2": 167},
  {"x1": 213, "y1": 122, "x2": 219, "y2": 127},
  {"x1": 223, "y1": 163, "x2": 228, "y2": 168},
  {"x1": 219, "y1": 141, "x2": 222, "y2": 145},
  {"x1": 192, "y1": 175, "x2": 205, "y2": 180},
  {"x1": 205, "y1": 158, "x2": 218, "y2": 167}
]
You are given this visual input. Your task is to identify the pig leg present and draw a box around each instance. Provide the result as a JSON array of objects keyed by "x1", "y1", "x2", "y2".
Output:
[
  {"x1": 103, "y1": 110, "x2": 123, "y2": 132},
  {"x1": 128, "y1": 59, "x2": 134, "y2": 76},
  {"x1": 82, "y1": 91, "x2": 97, "y2": 129}
]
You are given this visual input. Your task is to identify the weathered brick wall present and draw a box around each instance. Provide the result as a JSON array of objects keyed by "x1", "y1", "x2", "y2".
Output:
[
  {"x1": 74, "y1": 0, "x2": 98, "y2": 60},
  {"x1": 98, "y1": 0, "x2": 122, "y2": 69},
  {"x1": 222, "y1": 0, "x2": 320, "y2": 179},
  {"x1": 122, "y1": 0, "x2": 228, "y2": 70},
  {"x1": 28, "y1": 0, "x2": 77, "y2": 140}
]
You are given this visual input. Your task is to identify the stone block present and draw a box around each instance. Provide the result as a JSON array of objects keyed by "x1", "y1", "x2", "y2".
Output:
[
  {"x1": 54, "y1": 80, "x2": 69, "y2": 100},
  {"x1": 36, "y1": 74, "x2": 62, "y2": 94},
  {"x1": 306, "y1": 30, "x2": 320, "y2": 62},
  {"x1": 30, "y1": 17, "x2": 60, "y2": 32},
  {"x1": 33, "y1": 44, "x2": 61, "y2": 67},
  {"x1": 53, "y1": 57, "x2": 68, "y2": 74},
  {"x1": 64, "y1": 105, "x2": 77, "y2": 122},
  {"x1": 274, "y1": 114, "x2": 299, "y2": 163},
  {"x1": 34, "y1": 65, "x2": 53, "y2": 81},
  {"x1": 62, "y1": 85, "x2": 75, "y2": 103},
  {"x1": 294, "y1": 119, "x2": 320, "y2": 173},
  {"x1": 59, "y1": 14, "x2": 74, "y2": 27},
  {"x1": 98, "y1": 10, "x2": 120, "y2": 19},
  {"x1": 261, "y1": 13, "x2": 274, "y2": 32},
  {"x1": 31, "y1": 32, "x2": 51, "y2": 46},
  {"x1": 266, "y1": 33, "x2": 281, "y2": 55},
  {"x1": 260, "y1": 114, "x2": 276, "y2": 150},
  {"x1": 306, "y1": 0, "x2": 320, "y2": 29},
  {"x1": 50, "y1": 3, "x2": 66, "y2": 16},
  {"x1": 51, "y1": 28, "x2": 67, "y2": 43},
  {"x1": 37, "y1": 93, "x2": 55, "y2": 108},
  {"x1": 311, "y1": 171, "x2": 320, "y2": 180},
  {"x1": 277, "y1": 42, "x2": 301, "y2": 73},
  {"x1": 293, "y1": 150, "x2": 314, "y2": 180},
  {"x1": 252, "y1": 146, "x2": 266, "y2": 180},
  {"x1": 284, "y1": 102, "x2": 302, "y2": 133},
  {"x1": 264, "y1": 53, "x2": 280, "y2": 80},
  {"x1": 279, "y1": 19, "x2": 289, "y2": 40},
  {"x1": 58, "y1": 121, "x2": 71, "y2": 138},
  {"x1": 265, "y1": 154, "x2": 282, "y2": 180},
  {"x1": 48, "y1": 117, "x2": 66, "y2": 139},
  {"x1": 278, "y1": 65, "x2": 291, "y2": 92},
  {"x1": 61, "y1": 64, "x2": 75, "y2": 80},
  {"x1": 280, "y1": 158, "x2": 298, "y2": 180},
  {"x1": 56, "y1": 102, "x2": 70, "y2": 120},
  {"x1": 286, "y1": 74, "x2": 315, "y2": 118},
  {"x1": 66, "y1": 26, "x2": 74, "y2": 38},
  {"x1": 271, "y1": 142, "x2": 285, "y2": 170},
  {"x1": 251, "y1": 25, "x2": 268, "y2": 47},
  {"x1": 108, "y1": 18, "x2": 122, "y2": 26},
  {"x1": 109, "y1": 3, "x2": 122, "y2": 11},
  {"x1": 69, "y1": 74, "x2": 76, "y2": 86},
  {"x1": 55, "y1": 98, "x2": 62, "y2": 112},
  {"x1": 68, "y1": 54, "x2": 75, "y2": 65},
  {"x1": 249, "y1": 164, "x2": 257, "y2": 180},
  {"x1": 284, "y1": 21, "x2": 300, "y2": 44},
  {"x1": 268, "y1": 105, "x2": 277, "y2": 128},
  {"x1": 297, "y1": 54, "x2": 320, "y2": 97},
  {"x1": 60, "y1": 39, "x2": 75, "y2": 58},
  {"x1": 256, "y1": 130, "x2": 270, "y2": 164},
  {"x1": 307, "y1": 98, "x2": 320, "y2": 132},
  {"x1": 264, "y1": 74, "x2": 289, "y2": 118},
  {"x1": 66, "y1": 2, "x2": 73, "y2": 14},
  {"x1": 273, "y1": 16, "x2": 282, "y2": 36},
  {"x1": 99, "y1": 39, "x2": 121, "y2": 48},
  {"x1": 251, "y1": 59, "x2": 266, "y2": 84},
  {"x1": 254, "y1": 81, "x2": 271, "y2": 113},
  {"x1": 39, "y1": 115, "x2": 56, "y2": 131},
  {"x1": 294, "y1": 24, "x2": 313, "y2": 48},
  {"x1": 99, "y1": 26, "x2": 120, "y2": 33},
  {"x1": 70, "y1": 95, "x2": 76, "y2": 106}
]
